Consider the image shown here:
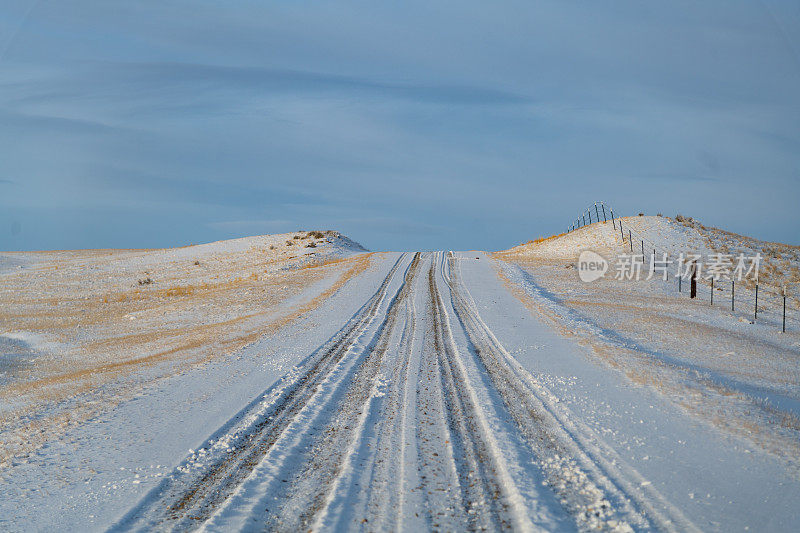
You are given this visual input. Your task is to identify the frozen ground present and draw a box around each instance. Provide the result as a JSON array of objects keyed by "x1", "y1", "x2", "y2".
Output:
[
  {"x1": 0, "y1": 231, "x2": 369, "y2": 464},
  {"x1": 1, "y1": 225, "x2": 799, "y2": 532}
]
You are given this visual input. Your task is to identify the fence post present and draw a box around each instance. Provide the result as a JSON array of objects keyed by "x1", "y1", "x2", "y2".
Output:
[
  {"x1": 619, "y1": 223, "x2": 624, "y2": 242},
  {"x1": 601, "y1": 204, "x2": 607, "y2": 223},
  {"x1": 629, "y1": 230, "x2": 633, "y2": 252},
  {"x1": 754, "y1": 284, "x2": 759, "y2": 321},
  {"x1": 583, "y1": 214, "x2": 586, "y2": 227},
  {"x1": 690, "y1": 263, "x2": 697, "y2": 298},
  {"x1": 731, "y1": 280, "x2": 734, "y2": 311},
  {"x1": 595, "y1": 203, "x2": 600, "y2": 223},
  {"x1": 611, "y1": 208, "x2": 616, "y2": 229},
  {"x1": 589, "y1": 209, "x2": 592, "y2": 224},
  {"x1": 641, "y1": 240, "x2": 645, "y2": 259}
]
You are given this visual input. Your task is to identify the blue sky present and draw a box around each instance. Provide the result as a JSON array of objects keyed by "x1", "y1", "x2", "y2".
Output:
[{"x1": 1, "y1": 1, "x2": 799, "y2": 251}]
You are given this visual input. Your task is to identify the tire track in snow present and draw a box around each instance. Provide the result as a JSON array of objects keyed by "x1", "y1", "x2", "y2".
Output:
[
  {"x1": 425, "y1": 252, "x2": 538, "y2": 532},
  {"x1": 111, "y1": 253, "x2": 408, "y2": 532},
  {"x1": 446, "y1": 252, "x2": 700, "y2": 532},
  {"x1": 115, "y1": 249, "x2": 699, "y2": 533},
  {"x1": 414, "y1": 256, "x2": 468, "y2": 529},
  {"x1": 332, "y1": 252, "x2": 425, "y2": 530},
  {"x1": 270, "y1": 252, "x2": 423, "y2": 531}
]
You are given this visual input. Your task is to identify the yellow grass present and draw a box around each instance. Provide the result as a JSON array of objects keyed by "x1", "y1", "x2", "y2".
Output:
[{"x1": 0, "y1": 247, "x2": 374, "y2": 464}]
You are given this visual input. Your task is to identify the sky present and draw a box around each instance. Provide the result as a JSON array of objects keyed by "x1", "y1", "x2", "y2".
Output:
[{"x1": 1, "y1": 1, "x2": 799, "y2": 251}]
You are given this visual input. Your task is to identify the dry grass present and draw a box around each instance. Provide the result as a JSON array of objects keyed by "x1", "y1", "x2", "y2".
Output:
[
  {"x1": 0, "y1": 243, "x2": 374, "y2": 464},
  {"x1": 498, "y1": 231, "x2": 570, "y2": 255},
  {"x1": 492, "y1": 256, "x2": 800, "y2": 472}
]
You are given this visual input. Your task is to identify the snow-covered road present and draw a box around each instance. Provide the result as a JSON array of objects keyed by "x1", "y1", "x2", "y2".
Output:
[{"x1": 3, "y1": 251, "x2": 799, "y2": 531}]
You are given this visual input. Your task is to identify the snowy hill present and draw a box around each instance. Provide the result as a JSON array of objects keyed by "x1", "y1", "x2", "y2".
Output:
[
  {"x1": 501, "y1": 214, "x2": 800, "y2": 300},
  {"x1": 0, "y1": 230, "x2": 366, "y2": 276},
  {"x1": 0, "y1": 230, "x2": 372, "y2": 474}
]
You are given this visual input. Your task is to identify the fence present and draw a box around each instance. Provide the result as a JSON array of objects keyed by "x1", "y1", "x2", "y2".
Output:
[{"x1": 567, "y1": 202, "x2": 797, "y2": 333}]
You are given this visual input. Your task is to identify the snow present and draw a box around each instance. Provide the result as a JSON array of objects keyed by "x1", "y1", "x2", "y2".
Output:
[
  {"x1": 2, "y1": 224, "x2": 799, "y2": 532},
  {"x1": 0, "y1": 236, "x2": 384, "y2": 531},
  {"x1": 467, "y1": 252, "x2": 800, "y2": 531}
]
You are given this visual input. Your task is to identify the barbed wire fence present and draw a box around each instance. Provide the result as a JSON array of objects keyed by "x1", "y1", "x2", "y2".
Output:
[{"x1": 566, "y1": 202, "x2": 797, "y2": 333}]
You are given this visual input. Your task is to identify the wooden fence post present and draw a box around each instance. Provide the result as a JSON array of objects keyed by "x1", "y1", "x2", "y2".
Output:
[{"x1": 755, "y1": 284, "x2": 759, "y2": 321}]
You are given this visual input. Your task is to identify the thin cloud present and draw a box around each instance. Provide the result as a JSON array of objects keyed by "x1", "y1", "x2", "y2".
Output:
[
  {"x1": 0, "y1": 1, "x2": 798, "y2": 250},
  {"x1": 8, "y1": 61, "x2": 531, "y2": 108}
]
